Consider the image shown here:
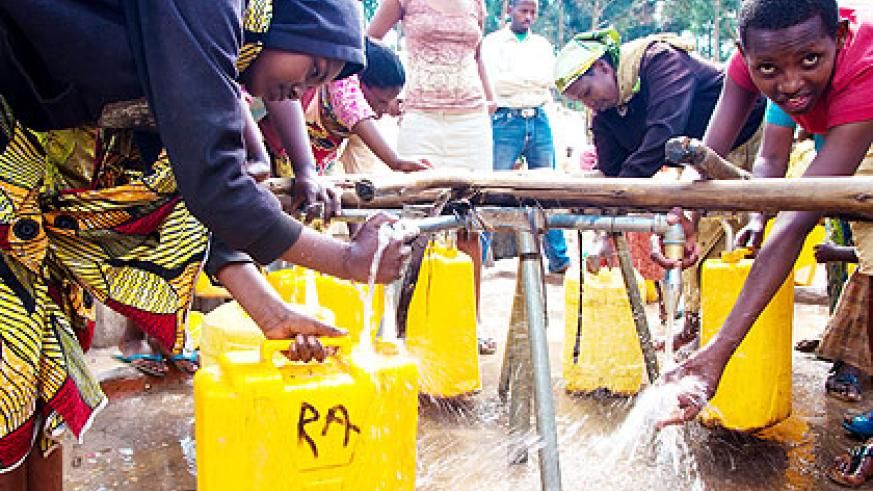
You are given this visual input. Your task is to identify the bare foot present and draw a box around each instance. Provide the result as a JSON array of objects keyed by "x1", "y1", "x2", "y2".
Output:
[{"x1": 829, "y1": 441, "x2": 873, "y2": 487}]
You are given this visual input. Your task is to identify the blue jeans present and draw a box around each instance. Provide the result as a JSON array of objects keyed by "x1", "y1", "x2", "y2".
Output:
[{"x1": 489, "y1": 107, "x2": 570, "y2": 272}]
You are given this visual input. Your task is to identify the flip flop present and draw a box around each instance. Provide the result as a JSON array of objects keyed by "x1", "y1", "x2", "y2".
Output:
[
  {"x1": 112, "y1": 353, "x2": 167, "y2": 377},
  {"x1": 794, "y1": 339, "x2": 820, "y2": 353},
  {"x1": 844, "y1": 410, "x2": 873, "y2": 439},
  {"x1": 168, "y1": 351, "x2": 199, "y2": 375}
]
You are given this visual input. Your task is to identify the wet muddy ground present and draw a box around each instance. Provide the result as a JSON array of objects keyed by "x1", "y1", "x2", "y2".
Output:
[{"x1": 66, "y1": 258, "x2": 858, "y2": 490}]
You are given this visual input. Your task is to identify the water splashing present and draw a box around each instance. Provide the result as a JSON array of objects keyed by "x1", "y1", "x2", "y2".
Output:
[{"x1": 594, "y1": 377, "x2": 709, "y2": 490}]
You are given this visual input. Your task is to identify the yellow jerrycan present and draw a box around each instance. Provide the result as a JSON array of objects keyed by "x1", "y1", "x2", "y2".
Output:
[
  {"x1": 764, "y1": 220, "x2": 826, "y2": 286},
  {"x1": 699, "y1": 248, "x2": 793, "y2": 431},
  {"x1": 405, "y1": 241, "x2": 480, "y2": 397},
  {"x1": 563, "y1": 267, "x2": 646, "y2": 395},
  {"x1": 195, "y1": 336, "x2": 420, "y2": 490},
  {"x1": 267, "y1": 268, "x2": 384, "y2": 343},
  {"x1": 199, "y1": 300, "x2": 335, "y2": 368},
  {"x1": 195, "y1": 272, "x2": 231, "y2": 299},
  {"x1": 266, "y1": 266, "x2": 306, "y2": 303},
  {"x1": 314, "y1": 274, "x2": 384, "y2": 344}
]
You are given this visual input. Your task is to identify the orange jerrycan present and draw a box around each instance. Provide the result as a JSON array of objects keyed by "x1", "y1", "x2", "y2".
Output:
[
  {"x1": 405, "y1": 241, "x2": 480, "y2": 397},
  {"x1": 699, "y1": 248, "x2": 793, "y2": 431},
  {"x1": 563, "y1": 267, "x2": 646, "y2": 395},
  {"x1": 195, "y1": 335, "x2": 419, "y2": 490},
  {"x1": 199, "y1": 300, "x2": 335, "y2": 368}
]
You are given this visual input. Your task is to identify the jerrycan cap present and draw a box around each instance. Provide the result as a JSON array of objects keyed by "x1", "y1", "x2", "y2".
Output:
[{"x1": 720, "y1": 247, "x2": 751, "y2": 264}]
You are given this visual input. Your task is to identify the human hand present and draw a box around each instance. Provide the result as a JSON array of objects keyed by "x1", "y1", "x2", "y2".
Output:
[
  {"x1": 735, "y1": 213, "x2": 766, "y2": 252},
  {"x1": 244, "y1": 158, "x2": 271, "y2": 183},
  {"x1": 258, "y1": 304, "x2": 347, "y2": 363},
  {"x1": 288, "y1": 174, "x2": 341, "y2": 222},
  {"x1": 585, "y1": 232, "x2": 609, "y2": 274},
  {"x1": 392, "y1": 158, "x2": 433, "y2": 173},
  {"x1": 655, "y1": 344, "x2": 728, "y2": 429},
  {"x1": 486, "y1": 100, "x2": 498, "y2": 115},
  {"x1": 343, "y1": 213, "x2": 417, "y2": 283},
  {"x1": 651, "y1": 207, "x2": 700, "y2": 269}
]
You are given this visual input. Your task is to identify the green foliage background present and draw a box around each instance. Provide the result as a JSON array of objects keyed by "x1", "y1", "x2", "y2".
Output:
[{"x1": 362, "y1": 0, "x2": 741, "y2": 62}]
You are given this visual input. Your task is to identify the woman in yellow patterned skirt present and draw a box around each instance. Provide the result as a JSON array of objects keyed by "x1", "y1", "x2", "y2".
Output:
[{"x1": 0, "y1": 1, "x2": 414, "y2": 488}]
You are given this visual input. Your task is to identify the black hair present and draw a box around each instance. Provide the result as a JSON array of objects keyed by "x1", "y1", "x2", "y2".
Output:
[
  {"x1": 738, "y1": 0, "x2": 839, "y2": 46},
  {"x1": 582, "y1": 54, "x2": 615, "y2": 77},
  {"x1": 359, "y1": 38, "x2": 405, "y2": 89}
]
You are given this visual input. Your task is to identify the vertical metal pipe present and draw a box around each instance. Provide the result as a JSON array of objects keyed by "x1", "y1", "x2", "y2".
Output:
[
  {"x1": 518, "y1": 209, "x2": 562, "y2": 490},
  {"x1": 611, "y1": 232, "x2": 660, "y2": 383},
  {"x1": 506, "y1": 263, "x2": 531, "y2": 464}
]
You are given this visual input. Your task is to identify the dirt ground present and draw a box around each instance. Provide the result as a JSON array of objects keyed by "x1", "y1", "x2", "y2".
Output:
[{"x1": 63, "y1": 257, "x2": 861, "y2": 491}]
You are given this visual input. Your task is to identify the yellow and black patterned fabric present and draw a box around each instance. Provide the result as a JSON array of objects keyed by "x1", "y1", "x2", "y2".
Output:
[{"x1": 0, "y1": 102, "x2": 208, "y2": 471}]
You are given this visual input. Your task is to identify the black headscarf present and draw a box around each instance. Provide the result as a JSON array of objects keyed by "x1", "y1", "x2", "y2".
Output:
[{"x1": 252, "y1": 0, "x2": 366, "y2": 80}]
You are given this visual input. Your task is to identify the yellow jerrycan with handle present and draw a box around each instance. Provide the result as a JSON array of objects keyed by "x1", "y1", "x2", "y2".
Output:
[
  {"x1": 563, "y1": 267, "x2": 647, "y2": 395},
  {"x1": 199, "y1": 298, "x2": 335, "y2": 369},
  {"x1": 194, "y1": 332, "x2": 419, "y2": 489},
  {"x1": 405, "y1": 240, "x2": 480, "y2": 397},
  {"x1": 699, "y1": 248, "x2": 793, "y2": 431},
  {"x1": 267, "y1": 267, "x2": 384, "y2": 343}
]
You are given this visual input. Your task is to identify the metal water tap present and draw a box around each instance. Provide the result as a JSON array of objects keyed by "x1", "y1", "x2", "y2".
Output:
[{"x1": 661, "y1": 221, "x2": 686, "y2": 318}]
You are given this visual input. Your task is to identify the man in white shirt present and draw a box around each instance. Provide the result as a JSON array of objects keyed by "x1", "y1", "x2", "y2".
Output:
[{"x1": 482, "y1": 0, "x2": 569, "y2": 273}]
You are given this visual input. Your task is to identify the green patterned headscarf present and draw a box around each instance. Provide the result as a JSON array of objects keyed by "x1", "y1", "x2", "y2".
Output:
[{"x1": 554, "y1": 28, "x2": 621, "y2": 94}]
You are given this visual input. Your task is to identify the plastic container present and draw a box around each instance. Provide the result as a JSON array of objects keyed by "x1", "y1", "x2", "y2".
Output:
[
  {"x1": 266, "y1": 268, "x2": 383, "y2": 343},
  {"x1": 405, "y1": 242, "x2": 480, "y2": 397},
  {"x1": 562, "y1": 267, "x2": 646, "y2": 395},
  {"x1": 195, "y1": 272, "x2": 231, "y2": 299},
  {"x1": 195, "y1": 336, "x2": 419, "y2": 490},
  {"x1": 699, "y1": 248, "x2": 794, "y2": 431},
  {"x1": 764, "y1": 221, "x2": 826, "y2": 286},
  {"x1": 199, "y1": 301, "x2": 335, "y2": 368}
]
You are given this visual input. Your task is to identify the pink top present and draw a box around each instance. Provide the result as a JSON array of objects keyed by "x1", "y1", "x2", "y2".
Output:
[
  {"x1": 259, "y1": 75, "x2": 375, "y2": 173},
  {"x1": 726, "y1": 15, "x2": 873, "y2": 134},
  {"x1": 322, "y1": 75, "x2": 376, "y2": 130},
  {"x1": 399, "y1": 0, "x2": 486, "y2": 111}
]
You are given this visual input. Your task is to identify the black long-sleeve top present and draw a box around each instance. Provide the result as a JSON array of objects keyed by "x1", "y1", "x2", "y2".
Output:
[
  {"x1": 592, "y1": 42, "x2": 766, "y2": 178},
  {"x1": 0, "y1": 0, "x2": 301, "y2": 264}
]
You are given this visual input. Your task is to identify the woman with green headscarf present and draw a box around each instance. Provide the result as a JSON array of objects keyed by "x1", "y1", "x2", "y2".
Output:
[{"x1": 555, "y1": 27, "x2": 766, "y2": 351}]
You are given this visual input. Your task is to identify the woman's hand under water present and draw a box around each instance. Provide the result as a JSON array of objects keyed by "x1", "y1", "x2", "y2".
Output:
[
  {"x1": 656, "y1": 343, "x2": 730, "y2": 429},
  {"x1": 343, "y1": 212, "x2": 416, "y2": 284}
]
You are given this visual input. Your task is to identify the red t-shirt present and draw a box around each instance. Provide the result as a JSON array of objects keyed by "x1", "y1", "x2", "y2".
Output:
[{"x1": 726, "y1": 15, "x2": 873, "y2": 134}]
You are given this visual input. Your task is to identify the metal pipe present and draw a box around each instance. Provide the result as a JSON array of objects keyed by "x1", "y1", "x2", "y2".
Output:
[
  {"x1": 661, "y1": 222, "x2": 686, "y2": 365},
  {"x1": 518, "y1": 208, "x2": 562, "y2": 491},
  {"x1": 335, "y1": 207, "x2": 671, "y2": 234},
  {"x1": 546, "y1": 213, "x2": 671, "y2": 234}
]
